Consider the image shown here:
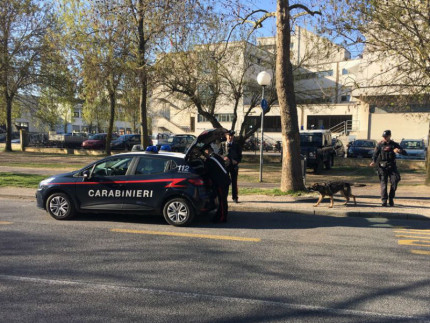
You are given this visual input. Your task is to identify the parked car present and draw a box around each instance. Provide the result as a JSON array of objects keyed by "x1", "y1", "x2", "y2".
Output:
[
  {"x1": 151, "y1": 133, "x2": 171, "y2": 148},
  {"x1": 48, "y1": 132, "x2": 88, "y2": 148},
  {"x1": 397, "y1": 139, "x2": 427, "y2": 160},
  {"x1": 110, "y1": 134, "x2": 141, "y2": 150},
  {"x1": 167, "y1": 134, "x2": 196, "y2": 153},
  {"x1": 81, "y1": 133, "x2": 118, "y2": 150},
  {"x1": 300, "y1": 130, "x2": 335, "y2": 173},
  {"x1": 36, "y1": 128, "x2": 228, "y2": 226},
  {"x1": 347, "y1": 139, "x2": 377, "y2": 158},
  {"x1": 332, "y1": 138, "x2": 345, "y2": 157}
]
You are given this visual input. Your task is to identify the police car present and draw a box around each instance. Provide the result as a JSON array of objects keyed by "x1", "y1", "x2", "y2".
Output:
[{"x1": 36, "y1": 128, "x2": 228, "y2": 226}]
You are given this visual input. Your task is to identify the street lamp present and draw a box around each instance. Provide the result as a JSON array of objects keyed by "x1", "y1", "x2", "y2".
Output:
[{"x1": 257, "y1": 71, "x2": 272, "y2": 182}]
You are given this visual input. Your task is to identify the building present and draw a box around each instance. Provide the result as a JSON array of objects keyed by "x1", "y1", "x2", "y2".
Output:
[{"x1": 150, "y1": 27, "x2": 429, "y2": 144}]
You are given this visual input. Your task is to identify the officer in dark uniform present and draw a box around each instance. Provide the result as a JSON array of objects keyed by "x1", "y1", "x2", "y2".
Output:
[
  {"x1": 221, "y1": 130, "x2": 242, "y2": 203},
  {"x1": 204, "y1": 146, "x2": 231, "y2": 223},
  {"x1": 370, "y1": 130, "x2": 407, "y2": 206}
]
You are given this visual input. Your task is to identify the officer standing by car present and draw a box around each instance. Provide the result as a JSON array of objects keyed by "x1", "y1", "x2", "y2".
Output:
[
  {"x1": 204, "y1": 146, "x2": 231, "y2": 223},
  {"x1": 221, "y1": 130, "x2": 242, "y2": 203},
  {"x1": 370, "y1": 130, "x2": 407, "y2": 207}
]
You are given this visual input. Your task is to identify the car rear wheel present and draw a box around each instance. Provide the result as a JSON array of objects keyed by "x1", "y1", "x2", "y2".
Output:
[
  {"x1": 163, "y1": 198, "x2": 194, "y2": 226},
  {"x1": 46, "y1": 193, "x2": 75, "y2": 220},
  {"x1": 314, "y1": 158, "x2": 324, "y2": 174}
]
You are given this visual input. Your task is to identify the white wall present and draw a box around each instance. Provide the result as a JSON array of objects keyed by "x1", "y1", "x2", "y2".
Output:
[{"x1": 369, "y1": 113, "x2": 430, "y2": 142}]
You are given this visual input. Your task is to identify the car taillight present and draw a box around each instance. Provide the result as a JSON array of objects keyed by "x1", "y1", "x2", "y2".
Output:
[{"x1": 187, "y1": 178, "x2": 205, "y2": 186}]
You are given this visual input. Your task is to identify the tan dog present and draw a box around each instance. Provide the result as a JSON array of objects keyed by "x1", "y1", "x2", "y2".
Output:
[{"x1": 308, "y1": 182, "x2": 365, "y2": 208}]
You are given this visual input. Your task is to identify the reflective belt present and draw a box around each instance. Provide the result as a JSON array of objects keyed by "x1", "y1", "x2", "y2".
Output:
[{"x1": 210, "y1": 156, "x2": 228, "y2": 174}]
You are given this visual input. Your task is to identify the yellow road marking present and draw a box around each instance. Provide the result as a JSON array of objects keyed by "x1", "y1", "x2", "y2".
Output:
[
  {"x1": 111, "y1": 228, "x2": 261, "y2": 242},
  {"x1": 410, "y1": 250, "x2": 430, "y2": 255},
  {"x1": 0, "y1": 221, "x2": 13, "y2": 225},
  {"x1": 398, "y1": 240, "x2": 430, "y2": 247},
  {"x1": 395, "y1": 235, "x2": 430, "y2": 240},
  {"x1": 394, "y1": 230, "x2": 430, "y2": 234}
]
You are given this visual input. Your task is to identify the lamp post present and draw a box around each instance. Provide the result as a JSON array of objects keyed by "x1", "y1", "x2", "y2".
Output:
[{"x1": 256, "y1": 71, "x2": 272, "y2": 182}]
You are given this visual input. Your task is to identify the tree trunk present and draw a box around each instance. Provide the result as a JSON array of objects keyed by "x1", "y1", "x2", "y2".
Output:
[
  {"x1": 138, "y1": 0, "x2": 149, "y2": 148},
  {"x1": 426, "y1": 120, "x2": 430, "y2": 185},
  {"x1": 5, "y1": 93, "x2": 13, "y2": 152},
  {"x1": 276, "y1": 0, "x2": 305, "y2": 191},
  {"x1": 139, "y1": 69, "x2": 149, "y2": 147},
  {"x1": 105, "y1": 91, "x2": 116, "y2": 155}
]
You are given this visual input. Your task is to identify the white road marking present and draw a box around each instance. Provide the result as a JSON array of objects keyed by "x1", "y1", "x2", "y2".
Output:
[{"x1": 0, "y1": 274, "x2": 428, "y2": 321}]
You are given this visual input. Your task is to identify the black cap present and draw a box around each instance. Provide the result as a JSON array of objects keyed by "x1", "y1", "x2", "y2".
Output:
[
  {"x1": 228, "y1": 130, "x2": 235, "y2": 136},
  {"x1": 382, "y1": 130, "x2": 391, "y2": 137}
]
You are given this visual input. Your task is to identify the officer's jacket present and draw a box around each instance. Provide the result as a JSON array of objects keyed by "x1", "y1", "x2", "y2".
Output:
[
  {"x1": 372, "y1": 140, "x2": 407, "y2": 164},
  {"x1": 221, "y1": 140, "x2": 243, "y2": 165},
  {"x1": 205, "y1": 153, "x2": 231, "y2": 186}
]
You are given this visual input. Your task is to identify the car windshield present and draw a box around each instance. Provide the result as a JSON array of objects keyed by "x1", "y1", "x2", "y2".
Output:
[
  {"x1": 401, "y1": 141, "x2": 423, "y2": 149},
  {"x1": 89, "y1": 134, "x2": 104, "y2": 140},
  {"x1": 300, "y1": 133, "x2": 322, "y2": 146},
  {"x1": 353, "y1": 140, "x2": 375, "y2": 147}
]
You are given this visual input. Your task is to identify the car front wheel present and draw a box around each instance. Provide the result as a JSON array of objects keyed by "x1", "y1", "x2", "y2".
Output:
[
  {"x1": 46, "y1": 193, "x2": 75, "y2": 220},
  {"x1": 163, "y1": 198, "x2": 194, "y2": 226}
]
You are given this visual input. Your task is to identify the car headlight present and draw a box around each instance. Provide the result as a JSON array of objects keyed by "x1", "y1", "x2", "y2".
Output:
[{"x1": 38, "y1": 177, "x2": 54, "y2": 189}]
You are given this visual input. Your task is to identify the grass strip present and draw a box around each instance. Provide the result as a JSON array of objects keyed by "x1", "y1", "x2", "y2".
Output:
[
  {"x1": 0, "y1": 162, "x2": 83, "y2": 169},
  {"x1": 0, "y1": 172, "x2": 47, "y2": 188},
  {"x1": 239, "y1": 187, "x2": 309, "y2": 197}
]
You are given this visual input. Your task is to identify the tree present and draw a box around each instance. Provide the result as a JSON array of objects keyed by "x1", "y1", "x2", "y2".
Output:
[
  {"x1": 0, "y1": 0, "x2": 54, "y2": 151},
  {"x1": 126, "y1": 0, "x2": 202, "y2": 147},
  {"x1": 320, "y1": 0, "x2": 430, "y2": 183},
  {"x1": 60, "y1": 0, "x2": 133, "y2": 155},
  {"x1": 237, "y1": 1, "x2": 321, "y2": 191}
]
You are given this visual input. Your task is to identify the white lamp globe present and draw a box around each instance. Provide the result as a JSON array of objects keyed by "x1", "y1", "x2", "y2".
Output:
[{"x1": 257, "y1": 71, "x2": 272, "y2": 86}]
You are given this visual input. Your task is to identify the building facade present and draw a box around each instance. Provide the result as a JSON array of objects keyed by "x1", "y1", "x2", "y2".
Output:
[{"x1": 151, "y1": 27, "x2": 429, "y2": 144}]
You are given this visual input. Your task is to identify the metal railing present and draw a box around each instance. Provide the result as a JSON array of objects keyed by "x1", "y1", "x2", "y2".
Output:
[{"x1": 330, "y1": 120, "x2": 359, "y2": 135}]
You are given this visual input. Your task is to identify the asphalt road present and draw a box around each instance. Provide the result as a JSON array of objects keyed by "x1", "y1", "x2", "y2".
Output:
[{"x1": 1, "y1": 197, "x2": 430, "y2": 322}]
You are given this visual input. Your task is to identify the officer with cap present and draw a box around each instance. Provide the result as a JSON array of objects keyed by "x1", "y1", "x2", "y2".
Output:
[
  {"x1": 221, "y1": 130, "x2": 242, "y2": 203},
  {"x1": 370, "y1": 130, "x2": 407, "y2": 206}
]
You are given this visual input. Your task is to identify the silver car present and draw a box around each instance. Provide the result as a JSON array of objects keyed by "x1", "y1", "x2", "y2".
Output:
[{"x1": 397, "y1": 139, "x2": 427, "y2": 160}]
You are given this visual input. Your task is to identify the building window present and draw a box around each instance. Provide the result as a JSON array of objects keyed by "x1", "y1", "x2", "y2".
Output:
[
  {"x1": 161, "y1": 104, "x2": 170, "y2": 120},
  {"x1": 197, "y1": 113, "x2": 234, "y2": 123},
  {"x1": 294, "y1": 69, "x2": 333, "y2": 80},
  {"x1": 342, "y1": 68, "x2": 349, "y2": 75},
  {"x1": 341, "y1": 95, "x2": 351, "y2": 102},
  {"x1": 73, "y1": 110, "x2": 80, "y2": 118}
]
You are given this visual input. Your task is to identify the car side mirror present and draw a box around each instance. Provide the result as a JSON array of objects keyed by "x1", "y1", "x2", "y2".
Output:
[{"x1": 82, "y1": 170, "x2": 91, "y2": 180}]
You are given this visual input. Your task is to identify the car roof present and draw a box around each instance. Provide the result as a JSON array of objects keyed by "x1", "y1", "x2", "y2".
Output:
[{"x1": 114, "y1": 151, "x2": 185, "y2": 159}]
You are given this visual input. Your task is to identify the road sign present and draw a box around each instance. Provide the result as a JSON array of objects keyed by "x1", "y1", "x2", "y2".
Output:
[{"x1": 261, "y1": 98, "x2": 270, "y2": 114}]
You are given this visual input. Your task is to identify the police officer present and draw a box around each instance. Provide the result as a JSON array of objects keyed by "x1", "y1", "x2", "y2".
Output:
[
  {"x1": 204, "y1": 146, "x2": 231, "y2": 223},
  {"x1": 370, "y1": 130, "x2": 407, "y2": 207},
  {"x1": 221, "y1": 130, "x2": 242, "y2": 203}
]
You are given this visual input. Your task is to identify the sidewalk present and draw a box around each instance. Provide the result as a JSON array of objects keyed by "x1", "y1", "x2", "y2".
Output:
[{"x1": 1, "y1": 184, "x2": 429, "y2": 221}]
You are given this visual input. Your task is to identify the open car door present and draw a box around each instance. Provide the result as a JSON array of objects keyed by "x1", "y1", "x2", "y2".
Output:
[{"x1": 184, "y1": 128, "x2": 228, "y2": 162}]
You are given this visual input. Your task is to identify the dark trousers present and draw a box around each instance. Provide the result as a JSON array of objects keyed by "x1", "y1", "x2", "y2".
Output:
[
  {"x1": 214, "y1": 184, "x2": 229, "y2": 222},
  {"x1": 378, "y1": 166, "x2": 401, "y2": 202},
  {"x1": 229, "y1": 166, "x2": 239, "y2": 200}
]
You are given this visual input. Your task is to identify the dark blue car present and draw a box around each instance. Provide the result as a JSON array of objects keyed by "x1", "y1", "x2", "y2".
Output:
[
  {"x1": 36, "y1": 128, "x2": 228, "y2": 226},
  {"x1": 347, "y1": 139, "x2": 377, "y2": 158}
]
